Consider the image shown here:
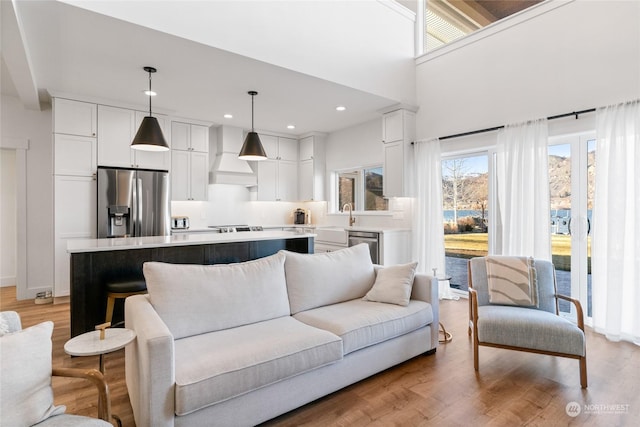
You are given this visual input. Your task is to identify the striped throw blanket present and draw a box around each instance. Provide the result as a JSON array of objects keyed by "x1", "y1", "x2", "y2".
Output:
[{"x1": 486, "y1": 256, "x2": 538, "y2": 307}]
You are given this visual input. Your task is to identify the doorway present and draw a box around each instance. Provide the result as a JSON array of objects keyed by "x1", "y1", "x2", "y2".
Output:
[{"x1": 548, "y1": 133, "x2": 595, "y2": 321}]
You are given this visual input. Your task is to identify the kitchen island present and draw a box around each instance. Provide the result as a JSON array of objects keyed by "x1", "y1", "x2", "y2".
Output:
[{"x1": 67, "y1": 230, "x2": 314, "y2": 337}]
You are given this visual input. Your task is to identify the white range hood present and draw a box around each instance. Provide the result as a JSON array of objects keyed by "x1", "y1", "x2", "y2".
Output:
[{"x1": 211, "y1": 125, "x2": 257, "y2": 186}]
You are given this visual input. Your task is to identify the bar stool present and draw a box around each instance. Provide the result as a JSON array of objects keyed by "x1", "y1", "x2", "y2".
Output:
[{"x1": 105, "y1": 279, "x2": 147, "y2": 325}]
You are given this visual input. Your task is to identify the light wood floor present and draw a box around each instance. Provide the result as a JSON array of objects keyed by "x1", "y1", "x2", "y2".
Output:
[{"x1": 2, "y1": 286, "x2": 638, "y2": 426}]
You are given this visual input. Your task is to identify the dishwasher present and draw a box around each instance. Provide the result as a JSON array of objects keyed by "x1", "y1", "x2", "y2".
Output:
[{"x1": 348, "y1": 231, "x2": 379, "y2": 264}]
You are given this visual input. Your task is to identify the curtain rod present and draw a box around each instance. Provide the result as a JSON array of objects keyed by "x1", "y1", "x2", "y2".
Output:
[{"x1": 421, "y1": 107, "x2": 597, "y2": 142}]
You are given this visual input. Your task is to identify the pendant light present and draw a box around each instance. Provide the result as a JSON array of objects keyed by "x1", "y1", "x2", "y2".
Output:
[
  {"x1": 238, "y1": 91, "x2": 267, "y2": 161},
  {"x1": 131, "y1": 66, "x2": 169, "y2": 151}
]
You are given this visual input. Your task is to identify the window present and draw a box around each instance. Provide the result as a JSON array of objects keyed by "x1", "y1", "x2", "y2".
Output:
[
  {"x1": 336, "y1": 166, "x2": 388, "y2": 212},
  {"x1": 425, "y1": 0, "x2": 543, "y2": 52}
]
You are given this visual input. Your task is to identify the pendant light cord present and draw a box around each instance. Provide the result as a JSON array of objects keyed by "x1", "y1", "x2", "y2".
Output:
[
  {"x1": 251, "y1": 93, "x2": 255, "y2": 132},
  {"x1": 148, "y1": 70, "x2": 152, "y2": 116}
]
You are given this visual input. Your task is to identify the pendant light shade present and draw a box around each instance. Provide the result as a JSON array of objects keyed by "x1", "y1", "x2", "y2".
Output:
[
  {"x1": 131, "y1": 66, "x2": 169, "y2": 151},
  {"x1": 238, "y1": 91, "x2": 267, "y2": 161}
]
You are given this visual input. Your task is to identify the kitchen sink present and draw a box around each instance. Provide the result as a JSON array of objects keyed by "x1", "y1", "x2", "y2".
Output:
[{"x1": 315, "y1": 227, "x2": 348, "y2": 245}]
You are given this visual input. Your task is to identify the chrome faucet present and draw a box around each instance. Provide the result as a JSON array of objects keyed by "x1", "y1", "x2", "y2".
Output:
[{"x1": 343, "y1": 203, "x2": 356, "y2": 227}]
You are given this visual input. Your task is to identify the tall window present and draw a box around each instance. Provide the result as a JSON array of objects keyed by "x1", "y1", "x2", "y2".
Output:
[
  {"x1": 336, "y1": 166, "x2": 388, "y2": 212},
  {"x1": 442, "y1": 154, "x2": 489, "y2": 291}
]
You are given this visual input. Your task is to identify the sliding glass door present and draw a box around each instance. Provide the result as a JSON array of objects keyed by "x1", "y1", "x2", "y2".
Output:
[
  {"x1": 548, "y1": 133, "x2": 595, "y2": 321},
  {"x1": 441, "y1": 153, "x2": 489, "y2": 292}
]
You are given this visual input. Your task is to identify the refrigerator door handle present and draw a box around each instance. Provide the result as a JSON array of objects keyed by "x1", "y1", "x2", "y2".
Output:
[
  {"x1": 131, "y1": 176, "x2": 138, "y2": 237},
  {"x1": 136, "y1": 178, "x2": 143, "y2": 236}
]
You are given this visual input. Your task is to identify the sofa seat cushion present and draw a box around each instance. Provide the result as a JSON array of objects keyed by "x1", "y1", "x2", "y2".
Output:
[
  {"x1": 173, "y1": 316, "x2": 342, "y2": 416},
  {"x1": 294, "y1": 299, "x2": 433, "y2": 355},
  {"x1": 477, "y1": 305, "x2": 585, "y2": 356}
]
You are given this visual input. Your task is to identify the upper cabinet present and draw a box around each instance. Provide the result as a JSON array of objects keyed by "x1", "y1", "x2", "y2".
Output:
[
  {"x1": 170, "y1": 121, "x2": 209, "y2": 201},
  {"x1": 171, "y1": 122, "x2": 208, "y2": 153},
  {"x1": 256, "y1": 135, "x2": 298, "y2": 201},
  {"x1": 97, "y1": 105, "x2": 170, "y2": 170},
  {"x1": 382, "y1": 109, "x2": 404, "y2": 143},
  {"x1": 53, "y1": 98, "x2": 97, "y2": 177},
  {"x1": 382, "y1": 109, "x2": 415, "y2": 198},
  {"x1": 54, "y1": 98, "x2": 97, "y2": 137},
  {"x1": 298, "y1": 134, "x2": 326, "y2": 201}
]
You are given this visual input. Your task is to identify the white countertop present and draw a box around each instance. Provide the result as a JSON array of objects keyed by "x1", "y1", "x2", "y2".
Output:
[
  {"x1": 67, "y1": 230, "x2": 315, "y2": 253},
  {"x1": 316, "y1": 226, "x2": 411, "y2": 234}
]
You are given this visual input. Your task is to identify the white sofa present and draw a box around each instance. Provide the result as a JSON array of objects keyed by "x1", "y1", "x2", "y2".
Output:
[{"x1": 125, "y1": 244, "x2": 439, "y2": 427}]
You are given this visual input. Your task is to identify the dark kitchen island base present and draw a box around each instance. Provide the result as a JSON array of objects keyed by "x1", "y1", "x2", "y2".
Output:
[{"x1": 70, "y1": 236, "x2": 313, "y2": 337}]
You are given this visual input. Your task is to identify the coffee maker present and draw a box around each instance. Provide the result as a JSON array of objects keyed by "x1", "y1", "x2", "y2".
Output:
[{"x1": 294, "y1": 208, "x2": 307, "y2": 225}]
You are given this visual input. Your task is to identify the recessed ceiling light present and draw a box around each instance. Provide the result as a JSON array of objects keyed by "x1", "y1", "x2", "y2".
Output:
[
  {"x1": 287, "y1": 124, "x2": 296, "y2": 129},
  {"x1": 223, "y1": 114, "x2": 233, "y2": 119},
  {"x1": 336, "y1": 105, "x2": 346, "y2": 111},
  {"x1": 144, "y1": 90, "x2": 157, "y2": 96}
]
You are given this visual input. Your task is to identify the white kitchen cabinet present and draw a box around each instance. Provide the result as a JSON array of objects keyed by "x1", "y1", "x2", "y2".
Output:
[
  {"x1": 298, "y1": 134, "x2": 326, "y2": 201},
  {"x1": 382, "y1": 109, "x2": 415, "y2": 197},
  {"x1": 54, "y1": 175, "x2": 96, "y2": 297},
  {"x1": 171, "y1": 150, "x2": 208, "y2": 201},
  {"x1": 97, "y1": 105, "x2": 135, "y2": 168},
  {"x1": 53, "y1": 98, "x2": 97, "y2": 137},
  {"x1": 98, "y1": 105, "x2": 170, "y2": 169},
  {"x1": 278, "y1": 137, "x2": 298, "y2": 161},
  {"x1": 256, "y1": 134, "x2": 298, "y2": 201},
  {"x1": 382, "y1": 109, "x2": 404, "y2": 143},
  {"x1": 170, "y1": 121, "x2": 209, "y2": 201},
  {"x1": 256, "y1": 158, "x2": 297, "y2": 202},
  {"x1": 54, "y1": 134, "x2": 97, "y2": 177},
  {"x1": 383, "y1": 141, "x2": 406, "y2": 198},
  {"x1": 171, "y1": 122, "x2": 208, "y2": 153}
]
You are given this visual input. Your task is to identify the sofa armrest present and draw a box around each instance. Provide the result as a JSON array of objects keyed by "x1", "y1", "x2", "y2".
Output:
[
  {"x1": 125, "y1": 295, "x2": 175, "y2": 427},
  {"x1": 411, "y1": 273, "x2": 439, "y2": 350}
]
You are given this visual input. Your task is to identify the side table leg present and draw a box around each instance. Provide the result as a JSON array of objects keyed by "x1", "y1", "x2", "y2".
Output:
[{"x1": 439, "y1": 322, "x2": 453, "y2": 343}]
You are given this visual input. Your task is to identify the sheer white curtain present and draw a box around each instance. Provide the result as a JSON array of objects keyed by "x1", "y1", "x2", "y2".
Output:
[
  {"x1": 495, "y1": 119, "x2": 551, "y2": 260},
  {"x1": 412, "y1": 139, "x2": 450, "y2": 299},
  {"x1": 592, "y1": 100, "x2": 640, "y2": 345}
]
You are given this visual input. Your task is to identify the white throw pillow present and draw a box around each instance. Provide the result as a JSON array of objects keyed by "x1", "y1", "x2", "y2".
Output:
[
  {"x1": 0, "y1": 321, "x2": 65, "y2": 426},
  {"x1": 363, "y1": 262, "x2": 418, "y2": 306}
]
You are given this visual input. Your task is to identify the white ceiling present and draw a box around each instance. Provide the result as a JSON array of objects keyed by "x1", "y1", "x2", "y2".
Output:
[{"x1": 6, "y1": 1, "x2": 405, "y2": 136}]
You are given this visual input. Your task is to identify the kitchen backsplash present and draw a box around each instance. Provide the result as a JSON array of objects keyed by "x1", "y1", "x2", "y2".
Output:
[{"x1": 171, "y1": 184, "x2": 412, "y2": 229}]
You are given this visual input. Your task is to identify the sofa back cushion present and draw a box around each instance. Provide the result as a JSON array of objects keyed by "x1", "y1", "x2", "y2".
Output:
[
  {"x1": 284, "y1": 243, "x2": 376, "y2": 314},
  {"x1": 143, "y1": 252, "x2": 289, "y2": 339}
]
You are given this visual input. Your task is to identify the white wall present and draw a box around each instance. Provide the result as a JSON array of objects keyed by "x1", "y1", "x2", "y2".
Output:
[
  {"x1": 0, "y1": 149, "x2": 17, "y2": 286},
  {"x1": 1, "y1": 94, "x2": 53, "y2": 298},
  {"x1": 415, "y1": 0, "x2": 640, "y2": 140}
]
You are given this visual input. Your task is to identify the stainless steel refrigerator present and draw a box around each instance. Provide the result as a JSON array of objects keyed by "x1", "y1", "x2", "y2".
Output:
[{"x1": 97, "y1": 166, "x2": 170, "y2": 238}]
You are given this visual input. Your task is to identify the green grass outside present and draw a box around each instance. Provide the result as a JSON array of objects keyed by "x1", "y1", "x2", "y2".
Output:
[{"x1": 444, "y1": 233, "x2": 591, "y2": 272}]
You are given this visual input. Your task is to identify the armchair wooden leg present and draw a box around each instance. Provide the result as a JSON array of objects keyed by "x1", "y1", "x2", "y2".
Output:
[{"x1": 580, "y1": 356, "x2": 588, "y2": 388}]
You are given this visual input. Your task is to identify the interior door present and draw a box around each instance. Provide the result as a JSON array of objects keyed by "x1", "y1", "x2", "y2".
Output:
[{"x1": 548, "y1": 133, "x2": 595, "y2": 321}]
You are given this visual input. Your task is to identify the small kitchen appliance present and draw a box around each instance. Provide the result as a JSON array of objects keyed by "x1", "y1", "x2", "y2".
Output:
[
  {"x1": 171, "y1": 216, "x2": 190, "y2": 230},
  {"x1": 294, "y1": 208, "x2": 307, "y2": 225}
]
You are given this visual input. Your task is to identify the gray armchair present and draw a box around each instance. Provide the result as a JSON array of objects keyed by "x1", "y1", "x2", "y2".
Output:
[
  {"x1": 0, "y1": 311, "x2": 113, "y2": 426},
  {"x1": 467, "y1": 257, "x2": 587, "y2": 388}
]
